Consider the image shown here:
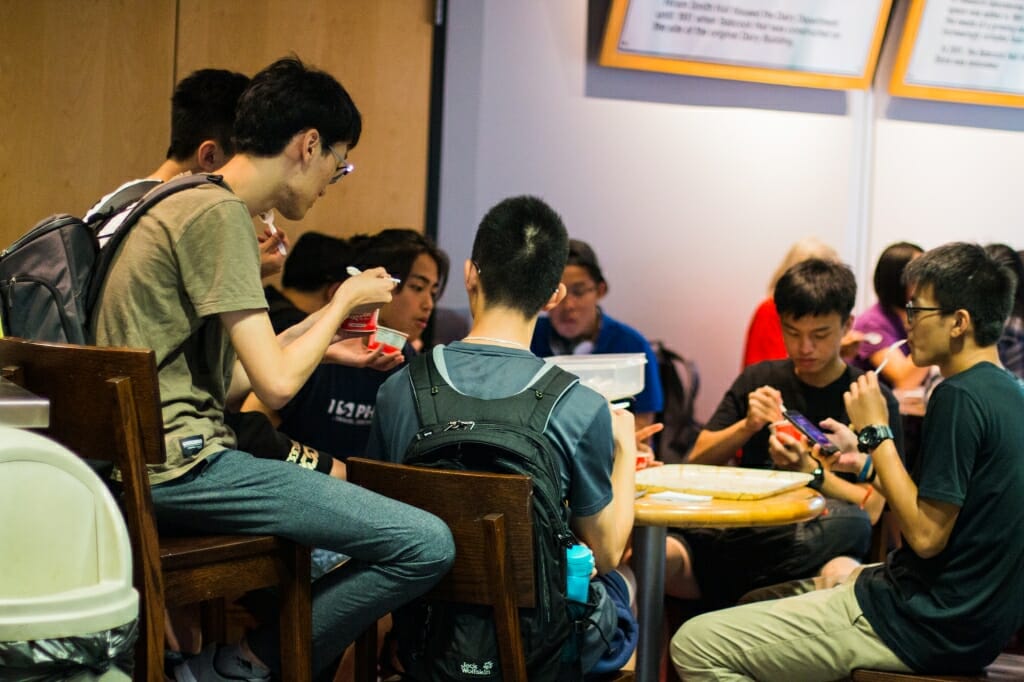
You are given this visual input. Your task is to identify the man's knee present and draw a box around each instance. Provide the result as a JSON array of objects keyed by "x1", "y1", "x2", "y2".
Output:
[
  {"x1": 670, "y1": 611, "x2": 720, "y2": 675},
  {"x1": 403, "y1": 512, "x2": 455, "y2": 578}
]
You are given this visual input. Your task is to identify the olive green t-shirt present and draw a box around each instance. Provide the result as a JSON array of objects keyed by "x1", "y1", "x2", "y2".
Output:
[{"x1": 93, "y1": 183, "x2": 267, "y2": 485}]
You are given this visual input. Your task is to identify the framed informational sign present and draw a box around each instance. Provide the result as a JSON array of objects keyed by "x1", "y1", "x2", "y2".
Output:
[
  {"x1": 890, "y1": 0, "x2": 1024, "y2": 107},
  {"x1": 599, "y1": 0, "x2": 893, "y2": 90}
]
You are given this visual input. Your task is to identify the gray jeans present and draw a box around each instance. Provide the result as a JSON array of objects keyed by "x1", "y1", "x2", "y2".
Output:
[{"x1": 150, "y1": 450, "x2": 455, "y2": 677}]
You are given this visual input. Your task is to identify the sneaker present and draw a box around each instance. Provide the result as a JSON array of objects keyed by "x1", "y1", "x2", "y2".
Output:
[{"x1": 173, "y1": 643, "x2": 271, "y2": 682}]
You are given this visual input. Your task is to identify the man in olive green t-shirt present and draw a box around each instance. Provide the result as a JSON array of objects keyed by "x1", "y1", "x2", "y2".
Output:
[{"x1": 93, "y1": 57, "x2": 454, "y2": 682}]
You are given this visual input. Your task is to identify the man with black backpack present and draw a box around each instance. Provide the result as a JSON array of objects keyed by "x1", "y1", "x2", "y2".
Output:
[{"x1": 366, "y1": 195, "x2": 638, "y2": 679}]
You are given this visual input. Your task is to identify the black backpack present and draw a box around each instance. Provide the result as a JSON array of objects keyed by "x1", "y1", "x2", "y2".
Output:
[
  {"x1": 395, "y1": 350, "x2": 587, "y2": 681},
  {"x1": 651, "y1": 340, "x2": 703, "y2": 464},
  {"x1": 0, "y1": 174, "x2": 224, "y2": 343}
]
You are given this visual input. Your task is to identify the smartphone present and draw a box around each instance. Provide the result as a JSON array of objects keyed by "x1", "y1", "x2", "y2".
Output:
[{"x1": 782, "y1": 410, "x2": 839, "y2": 455}]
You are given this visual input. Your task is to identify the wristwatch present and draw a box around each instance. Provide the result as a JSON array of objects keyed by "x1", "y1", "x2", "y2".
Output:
[
  {"x1": 807, "y1": 462, "x2": 825, "y2": 491},
  {"x1": 857, "y1": 424, "x2": 895, "y2": 453}
]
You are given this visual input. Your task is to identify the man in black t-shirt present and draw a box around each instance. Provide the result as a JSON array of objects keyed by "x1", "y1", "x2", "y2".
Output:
[
  {"x1": 665, "y1": 259, "x2": 902, "y2": 607},
  {"x1": 672, "y1": 243, "x2": 1024, "y2": 680}
]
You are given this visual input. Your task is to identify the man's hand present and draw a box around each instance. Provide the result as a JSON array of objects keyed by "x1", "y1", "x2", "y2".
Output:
[
  {"x1": 611, "y1": 408, "x2": 638, "y2": 464},
  {"x1": 334, "y1": 267, "x2": 395, "y2": 313},
  {"x1": 745, "y1": 385, "x2": 783, "y2": 433},
  {"x1": 635, "y1": 421, "x2": 664, "y2": 469},
  {"x1": 768, "y1": 428, "x2": 815, "y2": 473},
  {"x1": 844, "y1": 371, "x2": 890, "y2": 432},
  {"x1": 322, "y1": 336, "x2": 404, "y2": 370},
  {"x1": 258, "y1": 225, "x2": 289, "y2": 279}
]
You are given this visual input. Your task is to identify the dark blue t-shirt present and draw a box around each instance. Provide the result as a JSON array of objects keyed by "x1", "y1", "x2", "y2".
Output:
[
  {"x1": 531, "y1": 310, "x2": 663, "y2": 414},
  {"x1": 265, "y1": 286, "x2": 407, "y2": 459}
]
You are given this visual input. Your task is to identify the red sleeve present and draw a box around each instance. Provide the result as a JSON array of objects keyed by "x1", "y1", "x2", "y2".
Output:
[{"x1": 742, "y1": 298, "x2": 787, "y2": 368}]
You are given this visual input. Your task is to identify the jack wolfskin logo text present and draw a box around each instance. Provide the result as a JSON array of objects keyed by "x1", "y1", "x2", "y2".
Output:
[{"x1": 459, "y1": 660, "x2": 494, "y2": 676}]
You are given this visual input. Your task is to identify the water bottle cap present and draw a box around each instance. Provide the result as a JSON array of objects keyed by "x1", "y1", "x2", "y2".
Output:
[{"x1": 566, "y1": 544, "x2": 592, "y2": 560}]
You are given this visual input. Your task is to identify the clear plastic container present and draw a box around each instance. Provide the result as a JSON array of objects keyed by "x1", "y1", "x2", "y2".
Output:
[{"x1": 544, "y1": 353, "x2": 646, "y2": 401}]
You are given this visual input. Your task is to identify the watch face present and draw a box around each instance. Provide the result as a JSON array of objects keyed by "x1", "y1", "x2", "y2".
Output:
[{"x1": 858, "y1": 425, "x2": 893, "y2": 452}]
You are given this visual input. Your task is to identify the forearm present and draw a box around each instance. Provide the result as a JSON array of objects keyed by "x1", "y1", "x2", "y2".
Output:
[
  {"x1": 821, "y1": 472, "x2": 885, "y2": 524},
  {"x1": 688, "y1": 422, "x2": 755, "y2": 465},
  {"x1": 870, "y1": 441, "x2": 937, "y2": 554}
]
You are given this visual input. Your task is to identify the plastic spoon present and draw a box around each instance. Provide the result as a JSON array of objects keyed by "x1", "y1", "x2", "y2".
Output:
[
  {"x1": 345, "y1": 265, "x2": 401, "y2": 285},
  {"x1": 259, "y1": 210, "x2": 287, "y2": 256},
  {"x1": 874, "y1": 339, "x2": 908, "y2": 375}
]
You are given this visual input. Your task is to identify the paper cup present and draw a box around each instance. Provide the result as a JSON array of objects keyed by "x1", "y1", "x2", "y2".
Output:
[
  {"x1": 772, "y1": 421, "x2": 805, "y2": 444},
  {"x1": 340, "y1": 310, "x2": 378, "y2": 333},
  {"x1": 369, "y1": 325, "x2": 408, "y2": 353}
]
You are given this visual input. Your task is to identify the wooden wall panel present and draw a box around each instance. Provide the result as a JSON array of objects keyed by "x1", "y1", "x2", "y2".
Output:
[
  {"x1": 0, "y1": 0, "x2": 177, "y2": 248},
  {"x1": 175, "y1": 0, "x2": 435, "y2": 242}
]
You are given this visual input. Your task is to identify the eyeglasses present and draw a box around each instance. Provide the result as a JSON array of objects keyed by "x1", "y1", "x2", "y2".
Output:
[
  {"x1": 565, "y1": 284, "x2": 597, "y2": 300},
  {"x1": 326, "y1": 145, "x2": 354, "y2": 184},
  {"x1": 905, "y1": 302, "x2": 951, "y2": 325}
]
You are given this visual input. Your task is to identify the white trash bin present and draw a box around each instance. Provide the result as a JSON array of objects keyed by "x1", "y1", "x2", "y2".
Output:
[{"x1": 0, "y1": 426, "x2": 138, "y2": 680}]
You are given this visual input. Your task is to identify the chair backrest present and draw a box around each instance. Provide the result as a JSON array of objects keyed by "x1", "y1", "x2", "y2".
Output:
[
  {"x1": 346, "y1": 456, "x2": 537, "y2": 607},
  {"x1": 0, "y1": 336, "x2": 165, "y2": 676}
]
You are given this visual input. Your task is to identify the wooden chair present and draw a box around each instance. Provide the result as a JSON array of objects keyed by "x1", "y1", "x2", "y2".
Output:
[
  {"x1": 346, "y1": 456, "x2": 536, "y2": 682},
  {"x1": 852, "y1": 653, "x2": 1024, "y2": 681},
  {"x1": 0, "y1": 337, "x2": 311, "y2": 682}
]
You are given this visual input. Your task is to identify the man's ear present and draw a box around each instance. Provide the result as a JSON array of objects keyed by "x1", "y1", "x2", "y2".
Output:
[
  {"x1": 843, "y1": 314, "x2": 854, "y2": 335},
  {"x1": 196, "y1": 140, "x2": 222, "y2": 172},
  {"x1": 464, "y1": 259, "x2": 478, "y2": 293},
  {"x1": 596, "y1": 281, "x2": 608, "y2": 300},
  {"x1": 950, "y1": 309, "x2": 971, "y2": 339},
  {"x1": 541, "y1": 283, "x2": 567, "y2": 312},
  {"x1": 299, "y1": 129, "x2": 321, "y2": 162}
]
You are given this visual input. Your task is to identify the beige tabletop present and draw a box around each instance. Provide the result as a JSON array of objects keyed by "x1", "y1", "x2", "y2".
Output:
[{"x1": 635, "y1": 485, "x2": 826, "y2": 528}]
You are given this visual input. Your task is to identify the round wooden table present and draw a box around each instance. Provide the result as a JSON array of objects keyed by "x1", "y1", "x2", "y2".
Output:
[{"x1": 632, "y1": 485, "x2": 825, "y2": 682}]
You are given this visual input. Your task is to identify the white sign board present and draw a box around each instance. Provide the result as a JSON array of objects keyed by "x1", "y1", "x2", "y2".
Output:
[{"x1": 616, "y1": 0, "x2": 888, "y2": 76}]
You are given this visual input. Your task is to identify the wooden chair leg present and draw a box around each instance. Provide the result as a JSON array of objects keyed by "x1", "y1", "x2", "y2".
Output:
[
  {"x1": 279, "y1": 541, "x2": 313, "y2": 682},
  {"x1": 200, "y1": 598, "x2": 227, "y2": 645},
  {"x1": 354, "y1": 628, "x2": 378, "y2": 682}
]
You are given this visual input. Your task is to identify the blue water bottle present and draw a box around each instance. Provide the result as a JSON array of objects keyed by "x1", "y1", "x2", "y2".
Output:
[{"x1": 565, "y1": 544, "x2": 594, "y2": 603}]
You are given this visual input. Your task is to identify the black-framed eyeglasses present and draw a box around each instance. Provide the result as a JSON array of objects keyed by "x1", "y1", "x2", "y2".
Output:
[
  {"x1": 905, "y1": 302, "x2": 951, "y2": 325},
  {"x1": 565, "y1": 284, "x2": 597, "y2": 300},
  {"x1": 326, "y1": 145, "x2": 354, "y2": 184}
]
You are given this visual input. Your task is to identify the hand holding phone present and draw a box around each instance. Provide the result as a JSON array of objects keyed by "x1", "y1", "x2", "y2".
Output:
[{"x1": 782, "y1": 410, "x2": 839, "y2": 455}]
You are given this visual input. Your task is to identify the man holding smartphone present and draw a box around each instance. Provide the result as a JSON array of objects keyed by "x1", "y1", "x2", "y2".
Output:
[
  {"x1": 666, "y1": 258, "x2": 903, "y2": 607},
  {"x1": 673, "y1": 243, "x2": 1024, "y2": 680}
]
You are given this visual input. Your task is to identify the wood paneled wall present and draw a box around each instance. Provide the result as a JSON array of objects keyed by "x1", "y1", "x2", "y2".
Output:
[{"x1": 0, "y1": 0, "x2": 433, "y2": 250}]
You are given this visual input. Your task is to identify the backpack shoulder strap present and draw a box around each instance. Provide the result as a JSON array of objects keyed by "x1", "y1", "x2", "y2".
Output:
[
  {"x1": 86, "y1": 179, "x2": 162, "y2": 224},
  {"x1": 85, "y1": 174, "x2": 228, "y2": 315},
  {"x1": 522, "y1": 365, "x2": 578, "y2": 434},
  {"x1": 408, "y1": 347, "x2": 445, "y2": 427}
]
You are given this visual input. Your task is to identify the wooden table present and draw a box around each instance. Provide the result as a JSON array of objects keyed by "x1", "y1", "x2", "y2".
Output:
[
  {"x1": 632, "y1": 485, "x2": 826, "y2": 682},
  {"x1": 0, "y1": 376, "x2": 49, "y2": 428}
]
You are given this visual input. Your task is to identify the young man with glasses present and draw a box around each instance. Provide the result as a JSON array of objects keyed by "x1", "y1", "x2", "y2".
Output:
[
  {"x1": 672, "y1": 243, "x2": 1024, "y2": 680},
  {"x1": 530, "y1": 238, "x2": 664, "y2": 429},
  {"x1": 669, "y1": 259, "x2": 902, "y2": 607},
  {"x1": 92, "y1": 57, "x2": 454, "y2": 682}
]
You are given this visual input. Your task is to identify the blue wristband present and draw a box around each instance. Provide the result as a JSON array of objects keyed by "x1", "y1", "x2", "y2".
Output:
[{"x1": 857, "y1": 454, "x2": 873, "y2": 483}]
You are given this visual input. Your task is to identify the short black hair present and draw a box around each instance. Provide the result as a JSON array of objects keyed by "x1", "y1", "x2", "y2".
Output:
[
  {"x1": 471, "y1": 196, "x2": 569, "y2": 318},
  {"x1": 873, "y1": 241, "x2": 923, "y2": 310},
  {"x1": 904, "y1": 243, "x2": 1015, "y2": 347},
  {"x1": 567, "y1": 238, "x2": 605, "y2": 287},
  {"x1": 166, "y1": 69, "x2": 250, "y2": 160},
  {"x1": 233, "y1": 56, "x2": 361, "y2": 156},
  {"x1": 985, "y1": 243, "x2": 1024, "y2": 320},
  {"x1": 774, "y1": 258, "x2": 856, "y2": 321},
  {"x1": 352, "y1": 228, "x2": 450, "y2": 299},
  {"x1": 281, "y1": 232, "x2": 351, "y2": 291}
]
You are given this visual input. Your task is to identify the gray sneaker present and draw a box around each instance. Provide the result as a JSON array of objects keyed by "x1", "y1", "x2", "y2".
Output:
[{"x1": 173, "y1": 643, "x2": 271, "y2": 682}]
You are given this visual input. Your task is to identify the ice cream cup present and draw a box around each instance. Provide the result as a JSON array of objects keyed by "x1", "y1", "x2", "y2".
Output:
[
  {"x1": 772, "y1": 420, "x2": 805, "y2": 445},
  {"x1": 369, "y1": 325, "x2": 408, "y2": 353},
  {"x1": 340, "y1": 310, "x2": 378, "y2": 333}
]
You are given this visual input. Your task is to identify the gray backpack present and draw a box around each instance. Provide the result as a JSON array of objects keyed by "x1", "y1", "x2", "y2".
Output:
[{"x1": 0, "y1": 175, "x2": 222, "y2": 343}]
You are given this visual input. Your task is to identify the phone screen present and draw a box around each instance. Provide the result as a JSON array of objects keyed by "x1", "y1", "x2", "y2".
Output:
[{"x1": 783, "y1": 410, "x2": 838, "y2": 454}]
